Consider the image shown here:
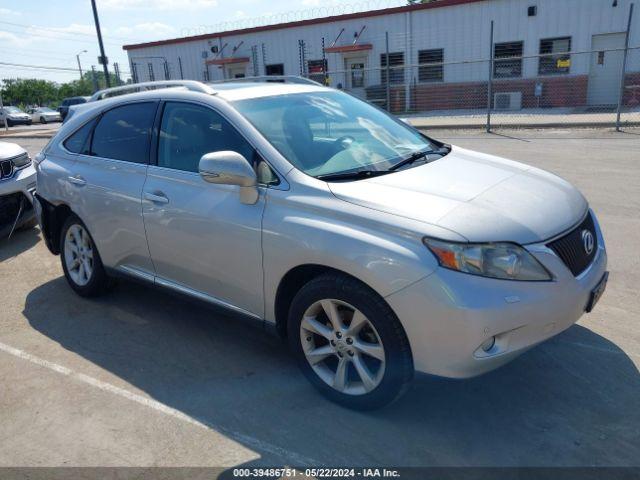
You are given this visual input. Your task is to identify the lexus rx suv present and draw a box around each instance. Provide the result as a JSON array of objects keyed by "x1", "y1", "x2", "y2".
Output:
[{"x1": 34, "y1": 79, "x2": 608, "y2": 409}]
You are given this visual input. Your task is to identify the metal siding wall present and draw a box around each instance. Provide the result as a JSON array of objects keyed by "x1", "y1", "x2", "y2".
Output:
[{"x1": 125, "y1": 0, "x2": 639, "y2": 83}]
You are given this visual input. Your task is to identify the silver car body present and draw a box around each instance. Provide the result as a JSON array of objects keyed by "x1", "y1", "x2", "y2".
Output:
[{"x1": 34, "y1": 82, "x2": 607, "y2": 378}]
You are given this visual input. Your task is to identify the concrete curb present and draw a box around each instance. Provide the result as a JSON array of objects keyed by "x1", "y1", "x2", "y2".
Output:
[{"x1": 409, "y1": 121, "x2": 640, "y2": 130}]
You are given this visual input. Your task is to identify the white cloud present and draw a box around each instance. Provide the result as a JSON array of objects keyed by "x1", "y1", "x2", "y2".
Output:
[
  {"x1": 115, "y1": 22, "x2": 176, "y2": 38},
  {"x1": 101, "y1": 0, "x2": 218, "y2": 10},
  {"x1": 0, "y1": 8, "x2": 20, "y2": 16}
]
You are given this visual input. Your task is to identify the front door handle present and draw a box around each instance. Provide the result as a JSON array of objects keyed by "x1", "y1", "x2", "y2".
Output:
[
  {"x1": 143, "y1": 191, "x2": 169, "y2": 204},
  {"x1": 68, "y1": 175, "x2": 86, "y2": 186}
]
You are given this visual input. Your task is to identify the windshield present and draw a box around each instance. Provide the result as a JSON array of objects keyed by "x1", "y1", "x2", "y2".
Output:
[
  {"x1": 233, "y1": 91, "x2": 435, "y2": 178},
  {"x1": 5, "y1": 107, "x2": 21, "y2": 113},
  {"x1": 38, "y1": 107, "x2": 56, "y2": 113}
]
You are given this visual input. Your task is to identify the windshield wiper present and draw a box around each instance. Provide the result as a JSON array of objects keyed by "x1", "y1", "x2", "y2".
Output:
[
  {"x1": 388, "y1": 145, "x2": 451, "y2": 172},
  {"x1": 316, "y1": 170, "x2": 392, "y2": 182}
]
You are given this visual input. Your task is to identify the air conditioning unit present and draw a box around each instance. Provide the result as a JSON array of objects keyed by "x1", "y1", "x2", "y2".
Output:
[{"x1": 494, "y1": 92, "x2": 522, "y2": 110}]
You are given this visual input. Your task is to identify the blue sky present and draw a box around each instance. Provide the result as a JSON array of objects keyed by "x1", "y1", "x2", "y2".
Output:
[{"x1": 0, "y1": 0, "x2": 404, "y2": 84}]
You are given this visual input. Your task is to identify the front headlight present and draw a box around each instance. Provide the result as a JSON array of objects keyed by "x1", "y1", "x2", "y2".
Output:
[
  {"x1": 423, "y1": 238, "x2": 552, "y2": 281},
  {"x1": 11, "y1": 152, "x2": 31, "y2": 168}
]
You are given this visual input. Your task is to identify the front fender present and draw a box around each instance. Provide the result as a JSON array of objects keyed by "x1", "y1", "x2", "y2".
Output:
[{"x1": 262, "y1": 185, "x2": 457, "y2": 323}]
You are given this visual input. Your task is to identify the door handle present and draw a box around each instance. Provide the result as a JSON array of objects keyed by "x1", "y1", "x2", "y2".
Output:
[
  {"x1": 67, "y1": 175, "x2": 86, "y2": 186},
  {"x1": 144, "y1": 191, "x2": 169, "y2": 204}
]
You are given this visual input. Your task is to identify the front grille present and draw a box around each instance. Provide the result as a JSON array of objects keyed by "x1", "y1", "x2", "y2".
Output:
[
  {"x1": 0, "y1": 159, "x2": 13, "y2": 179},
  {"x1": 547, "y1": 213, "x2": 598, "y2": 276}
]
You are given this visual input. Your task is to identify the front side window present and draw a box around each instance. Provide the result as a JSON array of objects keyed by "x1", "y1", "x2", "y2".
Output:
[
  {"x1": 91, "y1": 102, "x2": 156, "y2": 163},
  {"x1": 233, "y1": 91, "x2": 435, "y2": 178},
  {"x1": 158, "y1": 102, "x2": 254, "y2": 173},
  {"x1": 494, "y1": 41, "x2": 523, "y2": 78},
  {"x1": 539, "y1": 37, "x2": 571, "y2": 75}
]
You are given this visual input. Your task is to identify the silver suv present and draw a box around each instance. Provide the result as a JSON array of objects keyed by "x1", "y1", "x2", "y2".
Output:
[{"x1": 34, "y1": 79, "x2": 608, "y2": 409}]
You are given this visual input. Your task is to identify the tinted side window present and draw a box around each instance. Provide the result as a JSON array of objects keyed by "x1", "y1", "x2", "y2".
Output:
[
  {"x1": 63, "y1": 118, "x2": 97, "y2": 154},
  {"x1": 91, "y1": 102, "x2": 156, "y2": 163},
  {"x1": 158, "y1": 102, "x2": 254, "y2": 173}
]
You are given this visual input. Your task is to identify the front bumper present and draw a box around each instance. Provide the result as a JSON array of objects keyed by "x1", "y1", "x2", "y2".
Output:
[
  {"x1": 386, "y1": 212, "x2": 608, "y2": 378},
  {"x1": 0, "y1": 164, "x2": 37, "y2": 235},
  {"x1": 6, "y1": 117, "x2": 31, "y2": 125}
]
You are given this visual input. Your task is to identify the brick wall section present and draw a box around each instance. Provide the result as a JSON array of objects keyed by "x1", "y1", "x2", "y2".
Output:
[
  {"x1": 623, "y1": 72, "x2": 640, "y2": 107},
  {"x1": 409, "y1": 75, "x2": 589, "y2": 111}
]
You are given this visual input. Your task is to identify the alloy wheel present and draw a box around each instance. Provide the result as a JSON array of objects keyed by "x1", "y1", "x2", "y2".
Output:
[
  {"x1": 300, "y1": 299, "x2": 386, "y2": 395},
  {"x1": 64, "y1": 224, "x2": 94, "y2": 287}
]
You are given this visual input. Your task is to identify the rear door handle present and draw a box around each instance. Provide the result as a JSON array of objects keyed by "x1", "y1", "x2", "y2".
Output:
[
  {"x1": 143, "y1": 191, "x2": 169, "y2": 204},
  {"x1": 68, "y1": 175, "x2": 86, "y2": 186}
]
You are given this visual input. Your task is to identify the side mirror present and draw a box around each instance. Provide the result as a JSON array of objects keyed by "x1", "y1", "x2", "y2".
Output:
[{"x1": 199, "y1": 151, "x2": 259, "y2": 205}]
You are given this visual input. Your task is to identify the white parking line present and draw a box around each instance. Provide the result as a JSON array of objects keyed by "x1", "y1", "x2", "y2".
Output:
[{"x1": 0, "y1": 340, "x2": 320, "y2": 466}]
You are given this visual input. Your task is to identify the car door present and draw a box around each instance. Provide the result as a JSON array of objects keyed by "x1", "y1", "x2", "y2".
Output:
[
  {"x1": 142, "y1": 100, "x2": 265, "y2": 318},
  {"x1": 68, "y1": 101, "x2": 158, "y2": 279}
]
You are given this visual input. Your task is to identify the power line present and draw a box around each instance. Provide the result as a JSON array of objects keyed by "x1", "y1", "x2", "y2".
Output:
[
  {"x1": 0, "y1": 26, "x2": 124, "y2": 47},
  {"x1": 0, "y1": 61, "x2": 130, "y2": 75},
  {"x1": 0, "y1": 20, "x2": 139, "y2": 43}
]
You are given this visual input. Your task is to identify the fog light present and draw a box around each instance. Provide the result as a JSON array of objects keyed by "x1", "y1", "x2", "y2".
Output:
[{"x1": 481, "y1": 336, "x2": 496, "y2": 352}]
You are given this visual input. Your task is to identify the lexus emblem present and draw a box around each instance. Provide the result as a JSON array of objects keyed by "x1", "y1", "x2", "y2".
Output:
[{"x1": 581, "y1": 230, "x2": 595, "y2": 255}]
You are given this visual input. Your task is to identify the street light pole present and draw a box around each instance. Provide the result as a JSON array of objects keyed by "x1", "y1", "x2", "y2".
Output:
[
  {"x1": 90, "y1": 0, "x2": 111, "y2": 88},
  {"x1": 76, "y1": 50, "x2": 87, "y2": 80}
]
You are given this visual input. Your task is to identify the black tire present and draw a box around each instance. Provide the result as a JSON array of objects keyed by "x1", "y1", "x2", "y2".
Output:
[
  {"x1": 40, "y1": 117, "x2": 47, "y2": 124},
  {"x1": 6, "y1": 119, "x2": 13, "y2": 127},
  {"x1": 59, "y1": 214, "x2": 110, "y2": 297},
  {"x1": 288, "y1": 273, "x2": 414, "y2": 410}
]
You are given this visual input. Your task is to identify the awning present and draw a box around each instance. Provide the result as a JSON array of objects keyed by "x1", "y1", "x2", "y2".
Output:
[{"x1": 324, "y1": 43, "x2": 373, "y2": 54}]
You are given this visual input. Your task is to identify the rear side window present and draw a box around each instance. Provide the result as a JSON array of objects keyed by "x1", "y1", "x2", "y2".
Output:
[
  {"x1": 157, "y1": 102, "x2": 254, "y2": 173},
  {"x1": 91, "y1": 102, "x2": 156, "y2": 163},
  {"x1": 63, "y1": 118, "x2": 97, "y2": 154}
]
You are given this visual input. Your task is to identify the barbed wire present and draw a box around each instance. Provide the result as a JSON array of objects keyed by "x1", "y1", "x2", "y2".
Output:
[{"x1": 179, "y1": 0, "x2": 407, "y2": 38}]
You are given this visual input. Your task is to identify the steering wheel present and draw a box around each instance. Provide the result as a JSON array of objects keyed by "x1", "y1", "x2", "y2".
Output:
[{"x1": 335, "y1": 135, "x2": 356, "y2": 150}]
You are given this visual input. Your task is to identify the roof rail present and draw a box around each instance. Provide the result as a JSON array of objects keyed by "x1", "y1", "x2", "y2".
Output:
[
  {"x1": 208, "y1": 75, "x2": 322, "y2": 86},
  {"x1": 90, "y1": 80, "x2": 216, "y2": 102}
]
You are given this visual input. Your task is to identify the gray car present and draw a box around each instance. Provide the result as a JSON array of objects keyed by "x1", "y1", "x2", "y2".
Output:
[{"x1": 34, "y1": 79, "x2": 608, "y2": 409}]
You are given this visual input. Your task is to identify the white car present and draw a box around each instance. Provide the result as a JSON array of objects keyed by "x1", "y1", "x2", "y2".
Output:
[
  {"x1": 0, "y1": 141, "x2": 37, "y2": 237},
  {"x1": 0, "y1": 106, "x2": 32, "y2": 127},
  {"x1": 27, "y1": 107, "x2": 62, "y2": 124}
]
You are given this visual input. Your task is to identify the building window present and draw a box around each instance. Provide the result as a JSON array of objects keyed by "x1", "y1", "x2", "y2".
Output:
[
  {"x1": 265, "y1": 64, "x2": 284, "y2": 76},
  {"x1": 418, "y1": 49, "x2": 444, "y2": 82},
  {"x1": 381, "y1": 52, "x2": 404, "y2": 84},
  {"x1": 539, "y1": 37, "x2": 571, "y2": 75},
  {"x1": 307, "y1": 59, "x2": 328, "y2": 84},
  {"x1": 493, "y1": 41, "x2": 523, "y2": 78}
]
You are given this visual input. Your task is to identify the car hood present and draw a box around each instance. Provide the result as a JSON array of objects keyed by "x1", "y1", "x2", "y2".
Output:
[
  {"x1": 0, "y1": 141, "x2": 27, "y2": 160},
  {"x1": 328, "y1": 146, "x2": 587, "y2": 244}
]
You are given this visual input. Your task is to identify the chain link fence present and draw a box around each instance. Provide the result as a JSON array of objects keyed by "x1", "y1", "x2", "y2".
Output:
[{"x1": 307, "y1": 33, "x2": 640, "y2": 131}]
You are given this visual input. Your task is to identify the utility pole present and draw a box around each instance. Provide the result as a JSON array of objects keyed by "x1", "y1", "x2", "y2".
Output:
[
  {"x1": 76, "y1": 50, "x2": 87, "y2": 80},
  {"x1": 91, "y1": 0, "x2": 111, "y2": 88}
]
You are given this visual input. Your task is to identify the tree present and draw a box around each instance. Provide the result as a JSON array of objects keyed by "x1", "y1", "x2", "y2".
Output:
[{"x1": 0, "y1": 78, "x2": 59, "y2": 107}]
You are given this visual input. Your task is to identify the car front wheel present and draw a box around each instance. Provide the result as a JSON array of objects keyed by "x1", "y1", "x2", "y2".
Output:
[
  {"x1": 288, "y1": 274, "x2": 413, "y2": 410},
  {"x1": 60, "y1": 215, "x2": 110, "y2": 297},
  {"x1": 40, "y1": 117, "x2": 47, "y2": 124}
]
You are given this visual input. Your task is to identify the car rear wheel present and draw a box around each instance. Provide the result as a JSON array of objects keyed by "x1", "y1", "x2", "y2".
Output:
[
  {"x1": 288, "y1": 274, "x2": 413, "y2": 410},
  {"x1": 60, "y1": 215, "x2": 110, "y2": 297},
  {"x1": 40, "y1": 116, "x2": 47, "y2": 124}
]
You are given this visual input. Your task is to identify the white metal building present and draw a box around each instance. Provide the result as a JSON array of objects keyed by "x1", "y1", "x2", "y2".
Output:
[{"x1": 123, "y1": 0, "x2": 640, "y2": 111}]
